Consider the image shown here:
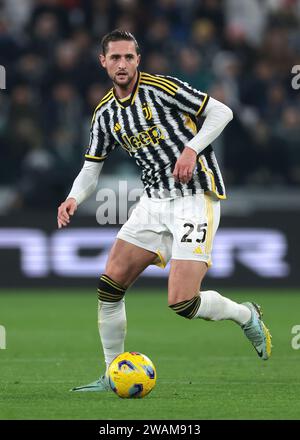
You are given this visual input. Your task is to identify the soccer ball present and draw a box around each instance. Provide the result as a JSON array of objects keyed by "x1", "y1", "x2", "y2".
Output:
[{"x1": 108, "y1": 351, "x2": 156, "y2": 398}]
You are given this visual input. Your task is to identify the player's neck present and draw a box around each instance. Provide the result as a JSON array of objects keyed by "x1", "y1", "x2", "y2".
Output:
[{"x1": 114, "y1": 71, "x2": 138, "y2": 99}]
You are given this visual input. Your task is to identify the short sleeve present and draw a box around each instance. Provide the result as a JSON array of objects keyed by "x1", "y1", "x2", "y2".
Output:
[
  {"x1": 162, "y1": 75, "x2": 209, "y2": 117},
  {"x1": 84, "y1": 110, "x2": 116, "y2": 162}
]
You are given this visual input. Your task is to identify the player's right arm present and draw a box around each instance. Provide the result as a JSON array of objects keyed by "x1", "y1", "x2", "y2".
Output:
[{"x1": 57, "y1": 161, "x2": 103, "y2": 228}]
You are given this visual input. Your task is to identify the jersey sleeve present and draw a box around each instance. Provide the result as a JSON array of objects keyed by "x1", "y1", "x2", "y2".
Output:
[
  {"x1": 84, "y1": 110, "x2": 116, "y2": 163},
  {"x1": 162, "y1": 75, "x2": 209, "y2": 118}
]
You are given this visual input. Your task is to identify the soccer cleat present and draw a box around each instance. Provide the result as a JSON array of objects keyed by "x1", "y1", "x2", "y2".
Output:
[
  {"x1": 241, "y1": 302, "x2": 272, "y2": 360},
  {"x1": 71, "y1": 375, "x2": 109, "y2": 392}
]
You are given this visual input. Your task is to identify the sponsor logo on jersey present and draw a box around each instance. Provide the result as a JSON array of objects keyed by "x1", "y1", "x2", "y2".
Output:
[{"x1": 121, "y1": 125, "x2": 165, "y2": 153}]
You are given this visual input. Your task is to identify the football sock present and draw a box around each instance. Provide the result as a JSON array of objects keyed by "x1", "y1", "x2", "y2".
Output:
[
  {"x1": 97, "y1": 274, "x2": 126, "y2": 303},
  {"x1": 169, "y1": 296, "x2": 201, "y2": 319},
  {"x1": 97, "y1": 275, "x2": 127, "y2": 373},
  {"x1": 98, "y1": 299, "x2": 127, "y2": 373},
  {"x1": 194, "y1": 290, "x2": 251, "y2": 325}
]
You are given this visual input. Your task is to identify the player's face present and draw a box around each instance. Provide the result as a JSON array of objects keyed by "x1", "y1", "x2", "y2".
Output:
[{"x1": 100, "y1": 40, "x2": 140, "y2": 88}]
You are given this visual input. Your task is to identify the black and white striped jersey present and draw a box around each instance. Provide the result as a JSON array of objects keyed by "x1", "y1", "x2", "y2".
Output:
[{"x1": 85, "y1": 71, "x2": 226, "y2": 199}]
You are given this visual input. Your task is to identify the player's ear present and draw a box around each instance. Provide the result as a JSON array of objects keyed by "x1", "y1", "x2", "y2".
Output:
[
  {"x1": 136, "y1": 54, "x2": 141, "y2": 67},
  {"x1": 99, "y1": 54, "x2": 106, "y2": 69}
]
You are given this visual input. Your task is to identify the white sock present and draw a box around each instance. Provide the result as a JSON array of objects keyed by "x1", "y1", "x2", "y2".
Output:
[
  {"x1": 98, "y1": 299, "x2": 127, "y2": 373},
  {"x1": 194, "y1": 290, "x2": 251, "y2": 325}
]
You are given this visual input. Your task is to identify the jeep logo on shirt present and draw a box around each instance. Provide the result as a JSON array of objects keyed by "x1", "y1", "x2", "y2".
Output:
[{"x1": 121, "y1": 125, "x2": 165, "y2": 153}]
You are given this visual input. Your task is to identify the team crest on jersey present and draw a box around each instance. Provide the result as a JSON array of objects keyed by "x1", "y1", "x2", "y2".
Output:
[
  {"x1": 142, "y1": 103, "x2": 153, "y2": 120},
  {"x1": 114, "y1": 122, "x2": 122, "y2": 132}
]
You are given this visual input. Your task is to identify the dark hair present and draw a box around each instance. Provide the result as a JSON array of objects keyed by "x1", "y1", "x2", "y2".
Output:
[{"x1": 101, "y1": 29, "x2": 140, "y2": 55}]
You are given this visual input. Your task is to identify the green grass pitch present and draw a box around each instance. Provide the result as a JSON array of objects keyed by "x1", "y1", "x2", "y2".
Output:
[{"x1": 0, "y1": 289, "x2": 300, "y2": 420}]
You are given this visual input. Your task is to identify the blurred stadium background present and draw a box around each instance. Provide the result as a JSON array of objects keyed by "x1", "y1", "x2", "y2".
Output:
[{"x1": 1, "y1": 0, "x2": 300, "y2": 420}]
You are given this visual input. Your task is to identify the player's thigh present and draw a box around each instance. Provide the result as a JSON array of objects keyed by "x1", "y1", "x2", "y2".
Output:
[
  {"x1": 105, "y1": 238, "x2": 157, "y2": 287},
  {"x1": 168, "y1": 260, "x2": 208, "y2": 305},
  {"x1": 167, "y1": 193, "x2": 220, "y2": 304}
]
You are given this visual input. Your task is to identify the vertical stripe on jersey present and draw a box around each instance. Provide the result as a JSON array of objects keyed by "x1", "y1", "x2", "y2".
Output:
[
  {"x1": 147, "y1": 90, "x2": 179, "y2": 159},
  {"x1": 102, "y1": 110, "x2": 117, "y2": 156},
  {"x1": 143, "y1": 87, "x2": 179, "y2": 195},
  {"x1": 204, "y1": 149, "x2": 226, "y2": 198},
  {"x1": 156, "y1": 93, "x2": 197, "y2": 196},
  {"x1": 172, "y1": 112, "x2": 199, "y2": 194},
  {"x1": 110, "y1": 102, "x2": 125, "y2": 153},
  {"x1": 115, "y1": 102, "x2": 132, "y2": 155},
  {"x1": 120, "y1": 97, "x2": 154, "y2": 196},
  {"x1": 197, "y1": 155, "x2": 211, "y2": 191},
  {"x1": 136, "y1": 88, "x2": 170, "y2": 196},
  {"x1": 147, "y1": 90, "x2": 183, "y2": 196},
  {"x1": 199, "y1": 154, "x2": 216, "y2": 193},
  {"x1": 88, "y1": 109, "x2": 100, "y2": 156},
  {"x1": 132, "y1": 89, "x2": 171, "y2": 197}
]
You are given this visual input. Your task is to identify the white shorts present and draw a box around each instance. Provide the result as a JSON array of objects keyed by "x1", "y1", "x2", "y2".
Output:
[{"x1": 117, "y1": 193, "x2": 220, "y2": 268}]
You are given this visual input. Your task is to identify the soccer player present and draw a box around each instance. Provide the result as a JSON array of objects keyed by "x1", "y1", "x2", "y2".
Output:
[{"x1": 57, "y1": 30, "x2": 272, "y2": 392}]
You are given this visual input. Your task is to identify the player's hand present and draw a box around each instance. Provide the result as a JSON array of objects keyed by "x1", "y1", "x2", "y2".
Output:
[
  {"x1": 57, "y1": 198, "x2": 77, "y2": 229},
  {"x1": 172, "y1": 147, "x2": 197, "y2": 184}
]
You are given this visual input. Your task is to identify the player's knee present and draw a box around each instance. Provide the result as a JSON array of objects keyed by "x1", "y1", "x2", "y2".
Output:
[
  {"x1": 97, "y1": 274, "x2": 127, "y2": 302},
  {"x1": 169, "y1": 295, "x2": 201, "y2": 319},
  {"x1": 105, "y1": 259, "x2": 132, "y2": 287}
]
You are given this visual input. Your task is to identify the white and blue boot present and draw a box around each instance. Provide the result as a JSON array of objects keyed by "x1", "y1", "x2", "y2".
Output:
[
  {"x1": 71, "y1": 375, "x2": 109, "y2": 392},
  {"x1": 241, "y1": 302, "x2": 272, "y2": 360}
]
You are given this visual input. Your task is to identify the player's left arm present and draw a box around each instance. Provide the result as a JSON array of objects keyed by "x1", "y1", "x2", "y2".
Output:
[{"x1": 173, "y1": 97, "x2": 233, "y2": 184}]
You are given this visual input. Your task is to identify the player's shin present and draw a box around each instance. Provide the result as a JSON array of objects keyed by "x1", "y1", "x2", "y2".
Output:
[
  {"x1": 97, "y1": 275, "x2": 127, "y2": 373},
  {"x1": 194, "y1": 290, "x2": 251, "y2": 324}
]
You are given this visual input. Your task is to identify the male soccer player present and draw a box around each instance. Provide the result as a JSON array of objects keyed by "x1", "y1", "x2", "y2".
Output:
[{"x1": 57, "y1": 30, "x2": 272, "y2": 392}]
